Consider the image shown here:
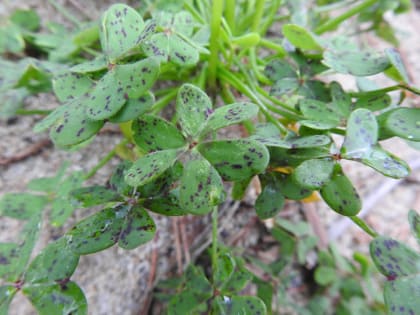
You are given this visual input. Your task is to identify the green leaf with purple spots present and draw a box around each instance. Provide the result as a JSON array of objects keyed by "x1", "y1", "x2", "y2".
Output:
[
  {"x1": 132, "y1": 114, "x2": 186, "y2": 152},
  {"x1": 168, "y1": 265, "x2": 213, "y2": 315},
  {"x1": 408, "y1": 210, "x2": 420, "y2": 245},
  {"x1": 113, "y1": 58, "x2": 159, "y2": 99},
  {"x1": 33, "y1": 105, "x2": 67, "y2": 133},
  {"x1": 385, "y1": 48, "x2": 410, "y2": 84},
  {"x1": 109, "y1": 161, "x2": 133, "y2": 196},
  {"x1": 255, "y1": 181, "x2": 285, "y2": 219},
  {"x1": 299, "y1": 99, "x2": 341, "y2": 127},
  {"x1": 125, "y1": 149, "x2": 180, "y2": 187},
  {"x1": 66, "y1": 206, "x2": 126, "y2": 255},
  {"x1": 70, "y1": 55, "x2": 108, "y2": 73},
  {"x1": 24, "y1": 238, "x2": 79, "y2": 284},
  {"x1": 49, "y1": 99, "x2": 104, "y2": 148},
  {"x1": 109, "y1": 92, "x2": 154, "y2": 123},
  {"x1": 320, "y1": 166, "x2": 361, "y2": 216},
  {"x1": 283, "y1": 24, "x2": 323, "y2": 51},
  {"x1": 23, "y1": 282, "x2": 87, "y2": 315},
  {"x1": 277, "y1": 174, "x2": 312, "y2": 200},
  {"x1": 0, "y1": 217, "x2": 41, "y2": 280},
  {"x1": 176, "y1": 84, "x2": 212, "y2": 138},
  {"x1": 300, "y1": 120, "x2": 340, "y2": 130},
  {"x1": 143, "y1": 32, "x2": 199, "y2": 66},
  {"x1": 354, "y1": 94, "x2": 391, "y2": 112},
  {"x1": 0, "y1": 243, "x2": 24, "y2": 280},
  {"x1": 270, "y1": 77, "x2": 300, "y2": 96},
  {"x1": 330, "y1": 81, "x2": 351, "y2": 117},
  {"x1": 154, "y1": 11, "x2": 195, "y2": 37},
  {"x1": 69, "y1": 185, "x2": 123, "y2": 208},
  {"x1": 49, "y1": 174, "x2": 85, "y2": 227},
  {"x1": 292, "y1": 158, "x2": 334, "y2": 190},
  {"x1": 202, "y1": 102, "x2": 259, "y2": 134},
  {"x1": 0, "y1": 193, "x2": 47, "y2": 219},
  {"x1": 83, "y1": 71, "x2": 127, "y2": 120},
  {"x1": 118, "y1": 205, "x2": 156, "y2": 250},
  {"x1": 223, "y1": 259, "x2": 254, "y2": 294},
  {"x1": 370, "y1": 236, "x2": 420, "y2": 278},
  {"x1": 85, "y1": 58, "x2": 159, "y2": 120},
  {"x1": 52, "y1": 72, "x2": 93, "y2": 103},
  {"x1": 384, "y1": 275, "x2": 420, "y2": 315},
  {"x1": 380, "y1": 108, "x2": 420, "y2": 141},
  {"x1": 216, "y1": 295, "x2": 267, "y2": 315},
  {"x1": 323, "y1": 50, "x2": 390, "y2": 76},
  {"x1": 341, "y1": 109, "x2": 378, "y2": 159},
  {"x1": 144, "y1": 193, "x2": 187, "y2": 216},
  {"x1": 252, "y1": 133, "x2": 330, "y2": 149},
  {"x1": 198, "y1": 139, "x2": 269, "y2": 181},
  {"x1": 142, "y1": 33, "x2": 169, "y2": 62},
  {"x1": 179, "y1": 157, "x2": 224, "y2": 215},
  {"x1": 168, "y1": 35, "x2": 199, "y2": 67},
  {"x1": 287, "y1": 135, "x2": 331, "y2": 148},
  {"x1": 214, "y1": 252, "x2": 236, "y2": 288},
  {"x1": 0, "y1": 285, "x2": 16, "y2": 315},
  {"x1": 361, "y1": 146, "x2": 409, "y2": 179},
  {"x1": 100, "y1": 4, "x2": 145, "y2": 62},
  {"x1": 264, "y1": 59, "x2": 297, "y2": 82}
]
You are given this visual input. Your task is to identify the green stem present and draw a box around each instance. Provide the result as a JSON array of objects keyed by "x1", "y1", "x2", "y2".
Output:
[
  {"x1": 314, "y1": 0, "x2": 379, "y2": 35},
  {"x1": 212, "y1": 206, "x2": 219, "y2": 281},
  {"x1": 151, "y1": 88, "x2": 179, "y2": 114},
  {"x1": 218, "y1": 67, "x2": 288, "y2": 133},
  {"x1": 47, "y1": 0, "x2": 82, "y2": 27},
  {"x1": 184, "y1": 1, "x2": 206, "y2": 24},
  {"x1": 259, "y1": 0, "x2": 282, "y2": 36},
  {"x1": 15, "y1": 109, "x2": 52, "y2": 116},
  {"x1": 81, "y1": 47, "x2": 101, "y2": 57},
  {"x1": 252, "y1": 0, "x2": 266, "y2": 33},
  {"x1": 259, "y1": 38, "x2": 286, "y2": 56},
  {"x1": 256, "y1": 86, "x2": 296, "y2": 111},
  {"x1": 249, "y1": 48, "x2": 270, "y2": 85},
  {"x1": 225, "y1": 0, "x2": 236, "y2": 35},
  {"x1": 350, "y1": 216, "x2": 379, "y2": 238},
  {"x1": 84, "y1": 139, "x2": 128, "y2": 180},
  {"x1": 208, "y1": 0, "x2": 224, "y2": 89}
]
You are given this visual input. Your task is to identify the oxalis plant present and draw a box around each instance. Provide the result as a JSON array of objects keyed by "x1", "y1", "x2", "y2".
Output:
[{"x1": 1, "y1": 0, "x2": 420, "y2": 314}]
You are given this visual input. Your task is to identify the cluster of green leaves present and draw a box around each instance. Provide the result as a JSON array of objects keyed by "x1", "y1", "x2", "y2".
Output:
[
  {"x1": 0, "y1": 8, "x2": 100, "y2": 118},
  {"x1": 261, "y1": 218, "x2": 387, "y2": 315},
  {"x1": 370, "y1": 210, "x2": 420, "y2": 315},
  {"x1": 156, "y1": 251, "x2": 266, "y2": 314},
  {"x1": 0, "y1": 164, "x2": 87, "y2": 314},
  {"x1": 1, "y1": 0, "x2": 420, "y2": 314}
]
